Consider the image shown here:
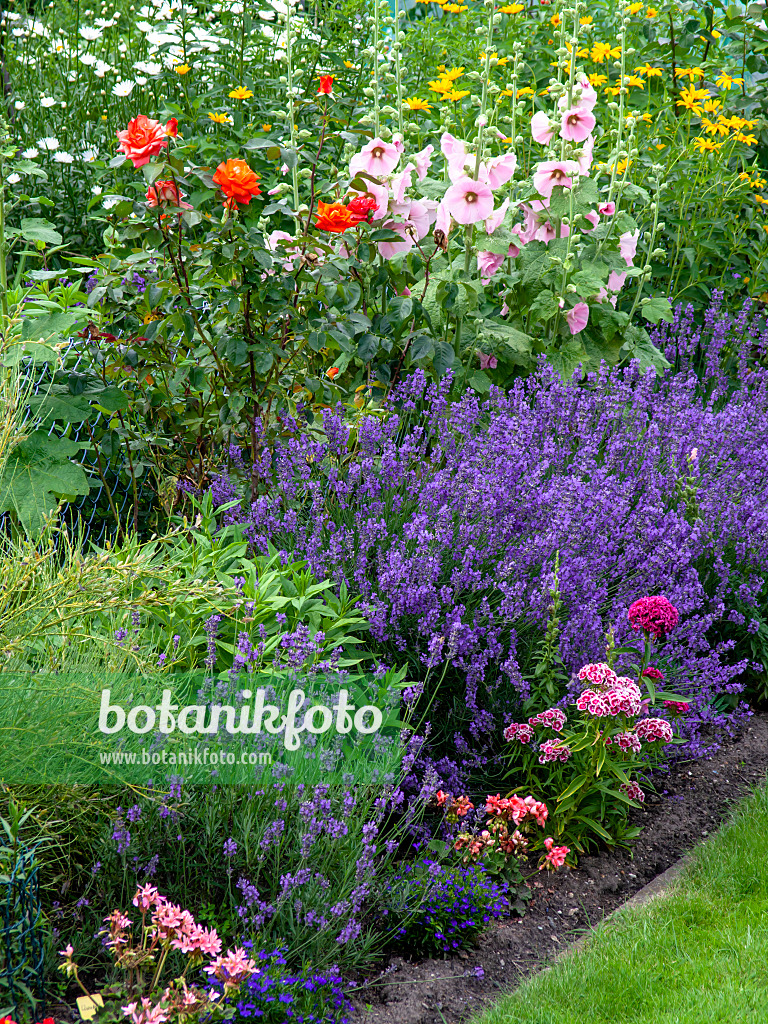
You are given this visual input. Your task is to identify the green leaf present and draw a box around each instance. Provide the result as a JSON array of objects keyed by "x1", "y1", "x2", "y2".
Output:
[
  {"x1": 21, "y1": 311, "x2": 79, "y2": 341},
  {"x1": 409, "y1": 334, "x2": 434, "y2": 362},
  {"x1": 28, "y1": 394, "x2": 93, "y2": 424},
  {"x1": 357, "y1": 333, "x2": 379, "y2": 362},
  {"x1": 641, "y1": 295, "x2": 674, "y2": 325},
  {"x1": 468, "y1": 370, "x2": 492, "y2": 394},
  {"x1": 20, "y1": 218, "x2": 62, "y2": 245},
  {"x1": 557, "y1": 773, "x2": 589, "y2": 802},
  {"x1": 0, "y1": 431, "x2": 90, "y2": 535},
  {"x1": 624, "y1": 325, "x2": 671, "y2": 373},
  {"x1": 92, "y1": 386, "x2": 131, "y2": 413},
  {"x1": 549, "y1": 339, "x2": 586, "y2": 380},
  {"x1": 528, "y1": 289, "x2": 559, "y2": 324},
  {"x1": 483, "y1": 320, "x2": 535, "y2": 367}
]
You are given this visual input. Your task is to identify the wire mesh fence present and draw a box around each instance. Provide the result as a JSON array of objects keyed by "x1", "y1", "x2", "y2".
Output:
[{"x1": 0, "y1": 843, "x2": 45, "y2": 1020}]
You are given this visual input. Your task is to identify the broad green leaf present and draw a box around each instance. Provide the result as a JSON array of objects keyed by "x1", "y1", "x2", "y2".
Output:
[
  {"x1": 482, "y1": 320, "x2": 534, "y2": 367},
  {"x1": 468, "y1": 370, "x2": 492, "y2": 394},
  {"x1": 0, "y1": 431, "x2": 90, "y2": 535},
  {"x1": 549, "y1": 339, "x2": 586, "y2": 380},
  {"x1": 528, "y1": 289, "x2": 559, "y2": 323},
  {"x1": 641, "y1": 295, "x2": 674, "y2": 325},
  {"x1": 28, "y1": 394, "x2": 93, "y2": 424},
  {"x1": 20, "y1": 218, "x2": 63, "y2": 245}
]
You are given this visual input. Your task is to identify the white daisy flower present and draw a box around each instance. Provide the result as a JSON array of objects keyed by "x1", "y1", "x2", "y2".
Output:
[
  {"x1": 82, "y1": 148, "x2": 99, "y2": 162},
  {"x1": 136, "y1": 20, "x2": 154, "y2": 31},
  {"x1": 79, "y1": 25, "x2": 103, "y2": 39},
  {"x1": 80, "y1": 53, "x2": 98, "y2": 66},
  {"x1": 133, "y1": 60, "x2": 163, "y2": 74},
  {"x1": 37, "y1": 137, "x2": 59, "y2": 151},
  {"x1": 40, "y1": 96, "x2": 57, "y2": 107},
  {"x1": 135, "y1": 76, "x2": 148, "y2": 85},
  {"x1": 103, "y1": 196, "x2": 121, "y2": 209},
  {"x1": 92, "y1": 185, "x2": 103, "y2": 195},
  {"x1": 14, "y1": 100, "x2": 25, "y2": 110},
  {"x1": 94, "y1": 60, "x2": 112, "y2": 77},
  {"x1": 22, "y1": 148, "x2": 39, "y2": 158},
  {"x1": 54, "y1": 151, "x2": 75, "y2": 163},
  {"x1": 112, "y1": 80, "x2": 135, "y2": 96},
  {"x1": 7, "y1": 173, "x2": 21, "y2": 185}
]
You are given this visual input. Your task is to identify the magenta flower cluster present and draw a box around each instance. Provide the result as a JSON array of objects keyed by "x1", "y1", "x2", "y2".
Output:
[
  {"x1": 628, "y1": 596, "x2": 680, "y2": 640},
  {"x1": 529, "y1": 708, "x2": 567, "y2": 732}
]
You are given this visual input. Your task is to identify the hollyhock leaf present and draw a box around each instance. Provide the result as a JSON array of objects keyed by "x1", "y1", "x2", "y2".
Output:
[
  {"x1": 623, "y1": 325, "x2": 671, "y2": 372},
  {"x1": 28, "y1": 394, "x2": 93, "y2": 424},
  {"x1": 20, "y1": 218, "x2": 62, "y2": 246},
  {"x1": 483, "y1": 230, "x2": 517, "y2": 256},
  {"x1": 641, "y1": 296, "x2": 674, "y2": 325},
  {"x1": 482, "y1": 320, "x2": 535, "y2": 366},
  {"x1": 583, "y1": 331, "x2": 624, "y2": 367},
  {"x1": 528, "y1": 289, "x2": 559, "y2": 323},
  {"x1": 469, "y1": 370, "x2": 492, "y2": 394},
  {"x1": 370, "y1": 229, "x2": 405, "y2": 241},
  {"x1": 571, "y1": 267, "x2": 609, "y2": 297},
  {"x1": 621, "y1": 183, "x2": 651, "y2": 204},
  {"x1": 549, "y1": 339, "x2": 586, "y2": 380},
  {"x1": 519, "y1": 240, "x2": 551, "y2": 286},
  {"x1": 592, "y1": 305, "x2": 629, "y2": 343},
  {"x1": 0, "y1": 431, "x2": 90, "y2": 535}
]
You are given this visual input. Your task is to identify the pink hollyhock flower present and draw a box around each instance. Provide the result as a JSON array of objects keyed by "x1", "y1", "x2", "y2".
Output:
[
  {"x1": 533, "y1": 160, "x2": 576, "y2": 198},
  {"x1": 349, "y1": 137, "x2": 400, "y2": 177},
  {"x1": 442, "y1": 176, "x2": 494, "y2": 224},
  {"x1": 628, "y1": 595, "x2": 679, "y2": 638},
  {"x1": 531, "y1": 110, "x2": 556, "y2": 145},
  {"x1": 377, "y1": 220, "x2": 414, "y2": 258},
  {"x1": 478, "y1": 250, "x2": 505, "y2": 283},
  {"x1": 485, "y1": 196, "x2": 510, "y2": 234},
  {"x1": 560, "y1": 106, "x2": 596, "y2": 143},
  {"x1": 619, "y1": 229, "x2": 640, "y2": 266},
  {"x1": 407, "y1": 199, "x2": 437, "y2": 239},
  {"x1": 583, "y1": 210, "x2": 599, "y2": 230},
  {"x1": 478, "y1": 352, "x2": 497, "y2": 369},
  {"x1": 576, "y1": 134, "x2": 594, "y2": 175},
  {"x1": 566, "y1": 302, "x2": 589, "y2": 335},
  {"x1": 390, "y1": 164, "x2": 413, "y2": 204},
  {"x1": 479, "y1": 152, "x2": 518, "y2": 189},
  {"x1": 599, "y1": 201, "x2": 615, "y2": 216},
  {"x1": 435, "y1": 200, "x2": 452, "y2": 235},
  {"x1": 536, "y1": 219, "x2": 558, "y2": 243},
  {"x1": 574, "y1": 73, "x2": 598, "y2": 112},
  {"x1": 608, "y1": 270, "x2": 627, "y2": 292},
  {"x1": 440, "y1": 131, "x2": 469, "y2": 182},
  {"x1": 412, "y1": 144, "x2": 434, "y2": 181}
]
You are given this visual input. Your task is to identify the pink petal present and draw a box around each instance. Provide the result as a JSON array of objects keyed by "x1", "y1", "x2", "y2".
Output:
[
  {"x1": 531, "y1": 110, "x2": 556, "y2": 145},
  {"x1": 566, "y1": 302, "x2": 589, "y2": 335}
]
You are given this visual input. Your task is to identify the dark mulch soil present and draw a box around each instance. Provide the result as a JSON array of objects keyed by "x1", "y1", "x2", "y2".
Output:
[{"x1": 351, "y1": 711, "x2": 768, "y2": 1024}]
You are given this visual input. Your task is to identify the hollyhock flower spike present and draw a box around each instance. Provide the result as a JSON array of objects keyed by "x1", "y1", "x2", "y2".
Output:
[
  {"x1": 599, "y1": 201, "x2": 616, "y2": 216},
  {"x1": 116, "y1": 115, "x2": 172, "y2": 168},
  {"x1": 628, "y1": 596, "x2": 680, "y2": 639},
  {"x1": 442, "y1": 176, "x2": 494, "y2": 225},
  {"x1": 349, "y1": 137, "x2": 400, "y2": 177}
]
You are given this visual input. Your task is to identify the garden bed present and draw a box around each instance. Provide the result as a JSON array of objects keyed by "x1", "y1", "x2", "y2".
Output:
[{"x1": 353, "y1": 711, "x2": 768, "y2": 1024}]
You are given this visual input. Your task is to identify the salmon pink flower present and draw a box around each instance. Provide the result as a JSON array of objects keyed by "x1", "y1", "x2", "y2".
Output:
[
  {"x1": 566, "y1": 302, "x2": 589, "y2": 335},
  {"x1": 442, "y1": 176, "x2": 494, "y2": 225},
  {"x1": 533, "y1": 160, "x2": 577, "y2": 198},
  {"x1": 213, "y1": 158, "x2": 261, "y2": 206},
  {"x1": 560, "y1": 106, "x2": 596, "y2": 142},
  {"x1": 317, "y1": 75, "x2": 334, "y2": 95},
  {"x1": 164, "y1": 118, "x2": 179, "y2": 138},
  {"x1": 349, "y1": 137, "x2": 400, "y2": 177},
  {"x1": 531, "y1": 110, "x2": 556, "y2": 145},
  {"x1": 540, "y1": 838, "x2": 570, "y2": 870},
  {"x1": 116, "y1": 115, "x2": 171, "y2": 168},
  {"x1": 145, "y1": 180, "x2": 193, "y2": 209}
]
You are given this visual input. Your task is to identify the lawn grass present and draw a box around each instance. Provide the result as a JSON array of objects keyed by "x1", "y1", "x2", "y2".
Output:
[{"x1": 473, "y1": 780, "x2": 768, "y2": 1024}]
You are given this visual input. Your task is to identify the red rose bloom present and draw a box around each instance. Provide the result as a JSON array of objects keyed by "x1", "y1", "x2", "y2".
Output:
[
  {"x1": 346, "y1": 194, "x2": 377, "y2": 223},
  {"x1": 116, "y1": 115, "x2": 176, "y2": 168},
  {"x1": 212, "y1": 158, "x2": 261, "y2": 206},
  {"x1": 317, "y1": 75, "x2": 334, "y2": 95}
]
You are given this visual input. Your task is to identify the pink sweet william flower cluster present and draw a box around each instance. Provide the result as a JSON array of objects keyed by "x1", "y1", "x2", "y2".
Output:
[
  {"x1": 635, "y1": 717, "x2": 674, "y2": 743},
  {"x1": 664, "y1": 700, "x2": 690, "y2": 715},
  {"x1": 538, "y1": 739, "x2": 572, "y2": 764},
  {"x1": 620, "y1": 781, "x2": 645, "y2": 803},
  {"x1": 628, "y1": 596, "x2": 680, "y2": 639},
  {"x1": 503, "y1": 721, "x2": 534, "y2": 743},
  {"x1": 606, "y1": 731, "x2": 642, "y2": 754},
  {"x1": 529, "y1": 708, "x2": 567, "y2": 732},
  {"x1": 577, "y1": 662, "x2": 618, "y2": 690},
  {"x1": 576, "y1": 677, "x2": 643, "y2": 718}
]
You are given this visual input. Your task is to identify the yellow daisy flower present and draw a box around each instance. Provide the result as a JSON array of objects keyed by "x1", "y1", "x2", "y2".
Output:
[
  {"x1": 675, "y1": 67, "x2": 705, "y2": 80},
  {"x1": 692, "y1": 137, "x2": 723, "y2": 153},
  {"x1": 588, "y1": 73, "x2": 608, "y2": 86},
  {"x1": 229, "y1": 86, "x2": 254, "y2": 99},
  {"x1": 174, "y1": 63, "x2": 191, "y2": 75},
  {"x1": 444, "y1": 88, "x2": 471, "y2": 102},
  {"x1": 646, "y1": 6, "x2": 658, "y2": 16},
  {"x1": 715, "y1": 72, "x2": 744, "y2": 90},
  {"x1": 635, "y1": 64, "x2": 663, "y2": 77},
  {"x1": 498, "y1": 3, "x2": 525, "y2": 12},
  {"x1": 628, "y1": 2, "x2": 643, "y2": 12},
  {"x1": 208, "y1": 112, "x2": 233, "y2": 123},
  {"x1": 580, "y1": 16, "x2": 593, "y2": 25},
  {"x1": 405, "y1": 96, "x2": 432, "y2": 111}
]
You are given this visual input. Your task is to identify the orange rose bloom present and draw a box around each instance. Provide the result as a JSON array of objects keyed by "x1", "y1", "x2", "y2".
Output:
[
  {"x1": 116, "y1": 115, "x2": 171, "y2": 168},
  {"x1": 315, "y1": 201, "x2": 359, "y2": 233},
  {"x1": 326, "y1": 366, "x2": 340, "y2": 379},
  {"x1": 213, "y1": 158, "x2": 262, "y2": 206}
]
